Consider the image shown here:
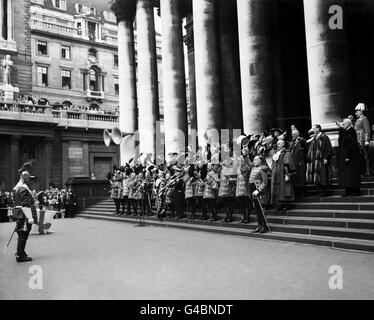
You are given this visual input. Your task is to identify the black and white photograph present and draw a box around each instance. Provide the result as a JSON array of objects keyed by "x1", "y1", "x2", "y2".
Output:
[{"x1": 1, "y1": 0, "x2": 374, "y2": 304}]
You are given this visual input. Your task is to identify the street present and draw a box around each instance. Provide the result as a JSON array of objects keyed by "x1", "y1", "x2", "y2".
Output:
[{"x1": 1, "y1": 218, "x2": 374, "y2": 300}]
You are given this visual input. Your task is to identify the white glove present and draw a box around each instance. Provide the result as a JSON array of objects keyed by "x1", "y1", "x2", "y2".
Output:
[
  {"x1": 28, "y1": 218, "x2": 34, "y2": 224},
  {"x1": 365, "y1": 141, "x2": 370, "y2": 147},
  {"x1": 252, "y1": 190, "x2": 259, "y2": 197}
]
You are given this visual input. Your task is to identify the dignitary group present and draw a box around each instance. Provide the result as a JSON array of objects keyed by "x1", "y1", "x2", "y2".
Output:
[{"x1": 107, "y1": 103, "x2": 373, "y2": 234}]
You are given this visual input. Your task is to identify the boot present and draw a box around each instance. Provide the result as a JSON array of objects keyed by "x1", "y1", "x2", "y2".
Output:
[{"x1": 252, "y1": 226, "x2": 261, "y2": 233}]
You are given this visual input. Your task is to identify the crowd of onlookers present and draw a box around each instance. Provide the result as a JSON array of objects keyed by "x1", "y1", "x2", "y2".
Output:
[{"x1": 0, "y1": 186, "x2": 78, "y2": 223}]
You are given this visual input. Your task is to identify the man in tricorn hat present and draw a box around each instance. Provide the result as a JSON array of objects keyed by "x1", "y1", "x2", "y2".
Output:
[{"x1": 12, "y1": 162, "x2": 38, "y2": 262}]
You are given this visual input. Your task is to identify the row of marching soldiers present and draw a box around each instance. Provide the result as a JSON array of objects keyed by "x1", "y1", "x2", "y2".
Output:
[{"x1": 109, "y1": 147, "x2": 272, "y2": 234}]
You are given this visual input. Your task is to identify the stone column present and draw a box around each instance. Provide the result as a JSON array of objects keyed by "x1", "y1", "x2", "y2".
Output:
[
  {"x1": 7, "y1": 0, "x2": 12, "y2": 40},
  {"x1": 0, "y1": 0, "x2": 4, "y2": 40},
  {"x1": 61, "y1": 141, "x2": 69, "y2": 186},
  {"x1": 303, "y1": 0, "x2": 352, "y2": 126},
  {"x1": 44, "y1": 138, "x2": 54, "y2": 188},
  {"x1": 183, "y1": 15, "x2": 197, "y2": 132},
  {"x1": 10, "y1": 136, "x2": 20, "y2": 187},
  {"x1": 136, "y1": 0, "x2": 159, "y2": 158},
  {"x1": 237, "y1": 0, "x2": 275, "y2": 134},
  {"x1": 112, "y1": 0, "x2": 138, "y2": 164},
  {"x1": 218, "y1": 0, "x2": 243, "y2": 131},
  {"x1": 192, "y1": 0, "x2": 223, "y2": 145},
  {"x1": 160, "y1": 0, "x2": 188, "y2": 156}
]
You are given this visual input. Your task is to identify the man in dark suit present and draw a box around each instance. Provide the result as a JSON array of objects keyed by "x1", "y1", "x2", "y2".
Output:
[
  {"x1": 66, "y1": 186, "x2": 77, "y2": 218},
  {"x1": 12, "y1": 163, "x2": 38, "y2": 262}
]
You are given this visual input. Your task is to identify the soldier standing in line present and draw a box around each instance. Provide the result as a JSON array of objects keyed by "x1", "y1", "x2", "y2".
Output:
[
  {"x1": 219, "y1": 158, "x2": 237, "y2": 223},
  {"x1": 354, "y1": 103, "x2": 372, "y2": 176},
  {"x1": 155, "y1": 170, "x2": 166, "y2": 220},
  {"x1": 249, "y1": 156, "x2": 270, "y2": 233},
  {"x1": 203, "y1": 163, "x2": 220, "y2": 222},
  {"x1": 185, "y1": 165, "x2": 197, "y2": 220},
  {"x1": 195, "y1": 164, "x2": 208, "y2": 220},
  {"x1": 121, "y1": 168, "x2": 132, "y2": 215},
  {"x1": 12, "y1": 163, "x2": 38, "y2": 262},
  {"x1": 109, "y1": 171, "x2": 122, "y2": 215},
  {"x1": 236, "y1": 148, "x2": 252, "y2": 223}
]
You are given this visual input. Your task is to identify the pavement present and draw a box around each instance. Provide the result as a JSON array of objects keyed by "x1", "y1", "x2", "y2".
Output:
[{"x1": 0, "y1": 218, "x2": 374, "y2": 300}]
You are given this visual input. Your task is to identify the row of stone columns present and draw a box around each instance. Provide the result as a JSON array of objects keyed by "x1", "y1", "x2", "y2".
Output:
[{"x1": 112, "y1": 0, "x2": 353, "y2": 163}]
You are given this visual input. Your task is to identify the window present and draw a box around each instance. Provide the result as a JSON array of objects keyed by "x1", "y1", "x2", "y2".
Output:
[
  {"x1": 83, "y1": 73, "x2": 87, "y2": 91},
  {"x1": 61, "y1": 45, "x2": 71, "y2": 59},
  {"x1": 37, "y1": 66, "x2": 48, "y2": 87},
  {"x1": 37, "y1": 40, "x2": 48, "y2": 55},
  {"x1": 89, "y1": 69, "x2": 97, "y2": 91},
  {"x1": 114, "y1": 55, "x2": 118, "y2": 68},
  {"x1": 114, "y1": 77, "x2": 119, "y2": 95},
  {"x1": 90, "y1": 6, "x2": 96, "y2": 15},
  {"x1": 61, "y1": 70, "x2": 71, "y2": 89},
  {"x1": 89, "y1": 48, "x2": 97, "y2": 59},
  {"x1": 88, "y1": 22, "x2": 96, "y2": 41},
  {"x1": 53, "y1": 0, "x2": 66, "y2": 10},
  {"x1": 77, "y1": 4, "x2": 83, "y2": 13}
]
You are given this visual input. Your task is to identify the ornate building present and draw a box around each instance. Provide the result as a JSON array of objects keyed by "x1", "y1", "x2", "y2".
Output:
[
  {"x1": 0, "y1": 0, "x2": 163, "y2": 191},
  {"x1": 111, "y1": 0, "x2": 374, "y2": 164}
]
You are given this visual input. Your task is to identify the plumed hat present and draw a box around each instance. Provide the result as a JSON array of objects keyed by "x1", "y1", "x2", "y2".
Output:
[{"x1": 355, "y1": 103, "x2": 367, "y2": 112}]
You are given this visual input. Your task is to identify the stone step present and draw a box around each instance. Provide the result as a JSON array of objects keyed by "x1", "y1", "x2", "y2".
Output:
[
  {"x1": 293, "y1": 202, "x2": 374, "y2": 211},
  {"x1": 78, "y1": 213, "x2": 374, "y2": 253},
  {"x1": 268, "y1": 209, "x2": 374, "y2": 220},
  {"x1": 79, "y1": 210, "x2": 374, "y2": 241},
  {"x1": 266, "y1": 216, "x2": 374, "y2": 230},
  {"x1": 307, "y1": 188, "x2": 374, "y2": 197},
  {"x1": 300, "y1": 196, "x2": 374, "y2": 203}
]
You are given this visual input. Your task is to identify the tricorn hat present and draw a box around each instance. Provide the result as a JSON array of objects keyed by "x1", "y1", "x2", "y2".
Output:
[
  {"x1": 270, "y1": 128, "x2": 284, "y2": 135},
  {"x1": 18, "y1": 161, "x2": 33, "y2": 174}
]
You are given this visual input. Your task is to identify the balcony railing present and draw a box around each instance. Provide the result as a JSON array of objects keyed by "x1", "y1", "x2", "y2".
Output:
[
  {"x1": 31, "y1": 19, "x2": 79, "y2": 37},
  {"x1": 30, "y1": 18, "x2": 118, "y2": 46},
  {"x1": 0, "y1": 103, "x2": 119, "y2": 129}
]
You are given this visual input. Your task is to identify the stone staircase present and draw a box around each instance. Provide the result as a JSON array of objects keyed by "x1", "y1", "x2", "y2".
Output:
[{"x1": 78, "y1": 179, "x2": 374, "y2": 253}]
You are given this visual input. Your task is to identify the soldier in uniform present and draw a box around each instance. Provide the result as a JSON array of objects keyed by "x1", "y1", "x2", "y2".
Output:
[
  {"x1": 12, "y1": 163, "x2": 38, "y2": 262},
  {"x1": 249, "y1": 156, "x2": 270, "y2": 233},
  {"x1": 236, "y1": 149, "x2": 252, "y2": 223},
  {"x1": 354, "y1": 103, "x2": 372, "y2": 176},
  {"x1": 121, "y1": 168, "x2": 132, "y2": 215},
  {"x1": 155, "y1": 170, "x2": 166, "y2": 220},
  {"x1": 219, "y1": 158, "x2": 237, "y2": 223},
  {"x1": 185, "y1": 165, "x2": 197, "y2": 220},
  {"x1": 203, "y1": 163, "x2": 219, "y2": 221},
  {"x1": 195, "y1": 165, "x2": 208, "y2": 220},
  {"x1": 109, "y1": 171, "x2": 122, "y2": 215}
]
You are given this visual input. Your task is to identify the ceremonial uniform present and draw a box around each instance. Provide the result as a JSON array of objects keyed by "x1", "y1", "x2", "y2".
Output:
[
  {"x1": 218, "y1": 164, "x2": 236, "y2": 222},
  {"x1": 203, "y1": 168, "x2": 219, "y2": 221},
  {"x1": 354, "y1": 114, "x2": 371, "y2": 176},
  {"x1": 110, "y1": 179, "x2": 122, "y2": 215},
  {"x1": 172, "y1": 175, "x2": 185, "y2": 219},
  {"x1": 185, "y1": 177, "x2": 197, "y2": 219},
  {"x1": 195, "y1": 177, "x2": 208, "y2": 220},
  {"x1": 155, "y1": 174, "x2": 166, "y2": 219},
  {"x1": 142, "y1": 175, "x2": 154, "y2": 216},
  {"x1": 249, "y1": 166, "x2": 269, "y2": 232},
  {"x1": 121, "y1": 175, "x2": 132, "y2": 215},
  {"x1": 129, "y1": 176, "x2": 143, "y2": 216},
  {"x1": 236, "y1": 157, "x2": 251, "y2": 223},
  {"x1": 13, "y1": 181, "x2": 37, "y2": 262}
]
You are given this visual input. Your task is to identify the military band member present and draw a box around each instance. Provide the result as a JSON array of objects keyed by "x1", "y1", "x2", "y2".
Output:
[
  {"x1": 195, "y1": 166, "x2": 208, "y2": 220},
  {"x1": 110, "y1": 171, "x2": 122, "y2": 215},
  {"x1": 185, "y1": 165, "x2": 197, "y2": 220},
  {"x1": 142, "y1": 170, "x2": 154, "y2": 216},
  {"x1": 12, "y1": 163, "x2": 38, "y2": 262},
  {"x1": 155, "y1": 170, "x2": 166, "y2": 220},
  {"x1": 203, "y1": 163, "x2": 219, "y2": 221},
  {"x1": 171, "y1": 167, "x2": 186, "y2": 220},
  {"x1": 249, "y1": 156, "x2": 270, "y2": 233},
  {"x1": 219, "y1": 158, "x2": 237, "y2": 223},
  {"x1": 121, "y1": 169, "x2": 132, "y2": 215},
  {"x1": 131, "y1": 172, "x2": 144, "y2": 216}
]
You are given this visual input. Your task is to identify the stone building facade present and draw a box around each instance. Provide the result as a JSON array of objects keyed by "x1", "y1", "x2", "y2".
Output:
[{"x1": 112, "y1": 0, "x2": 374, "y2": 164}]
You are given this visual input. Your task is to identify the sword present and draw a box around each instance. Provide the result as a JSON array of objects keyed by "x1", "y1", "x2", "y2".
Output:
[
  {"x1": 3, "y1": 225, "x2": 17, "y2": 255},
  {"x1": 254, "y1": 195, "x2": 270, "y2": 231}
]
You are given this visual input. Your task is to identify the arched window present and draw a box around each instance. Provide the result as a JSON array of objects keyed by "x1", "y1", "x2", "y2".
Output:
[
  {"x1": 62, "y1": 100, "x2": 72, "y2": 106},
  {"x1": 38, "y1": 98, "x2": 49, "y2": 106}
]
